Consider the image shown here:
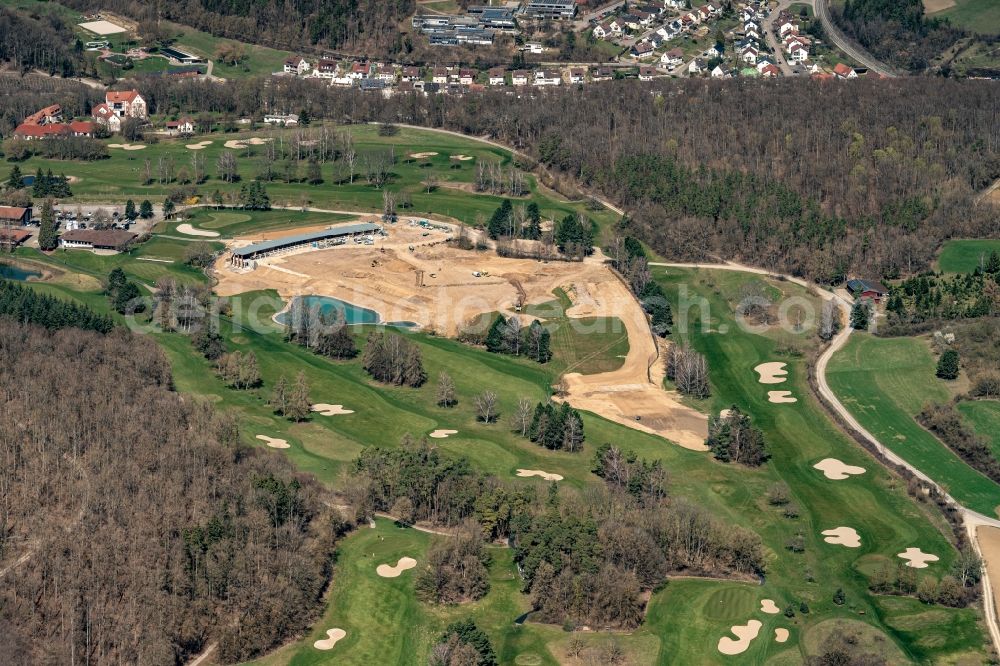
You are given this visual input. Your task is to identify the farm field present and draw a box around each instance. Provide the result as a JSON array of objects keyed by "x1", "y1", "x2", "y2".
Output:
[
  {"x1": 937, "y1": 239, "x2": 1000, "y2": 273},
  {"x1": 4, "y1": 129, "x2": 992, "y2": 662},
  {"x1": 928, "y1": 0, "x2": 1000, "y2": 34},
  {"x1": 828, "y1": 333, "x2": 1000, "y2": 516}
]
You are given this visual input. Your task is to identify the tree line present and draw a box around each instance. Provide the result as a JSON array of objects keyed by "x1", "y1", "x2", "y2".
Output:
[{"x1": 0, "y1": 278, "x2": 113, "y2": 332}]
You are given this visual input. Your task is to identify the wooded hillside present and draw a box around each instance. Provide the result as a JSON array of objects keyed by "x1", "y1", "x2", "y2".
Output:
[
  {"x1": 0, "y1": 320, "x2": 340, "y2": 663},
  {"x1": 125, "y1": 75, "x2": 1000, "y2": 281}
]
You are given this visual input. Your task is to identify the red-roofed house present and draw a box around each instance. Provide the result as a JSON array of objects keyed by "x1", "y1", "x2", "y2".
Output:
[
  {"x1": 104, "y1": 90, "x2": 147, "y2": 120},
  {"x1": 0, "y1": 206, "x2": 32, "y2": 225},
  {"x1": 14, "y1": 123, "x2": 71, "y2": 140},
  {"x1": 91, "y1": 103, "x2": 120, "y2": 133},
  {"x1": 833, "y1": 63, "x2": 857, "y2": 79},
  {"x1": 23, "y1": 104, "x2": 63, "y2": 126}
]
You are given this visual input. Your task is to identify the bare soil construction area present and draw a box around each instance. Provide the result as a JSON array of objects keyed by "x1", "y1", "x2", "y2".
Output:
[{"x1": 214, "y1": 222, "x2": 708, "y2": 449}]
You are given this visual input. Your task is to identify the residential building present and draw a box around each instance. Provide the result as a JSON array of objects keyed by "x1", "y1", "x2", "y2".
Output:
[
  {"x1": 639, "y1": 65, "x2": 656, "y2": 81},
  {"x1": 661, "y1": 47, "x2": 684, "y2": 68},
  {"x1": 533, "y1": 69, "x2": 562, "y2": 86},
  {"x1": 569, "y1": 68, "x2": 586, "y2": 84},
  {"x1": 511, "y1": 70, "x2": 529, "y2": 86},
  {"x1": 488, "y1": 67, "x2": 506, "y2": 85},
  {"x1": 283, "y1": 56, "x2": 310, "y2": 75},
  {"x1": 104, "y1": 90, "x2": 147, "y2": 120},
  {"x1": 165, "y1": 118, "x2": 195, "y2": 135}
]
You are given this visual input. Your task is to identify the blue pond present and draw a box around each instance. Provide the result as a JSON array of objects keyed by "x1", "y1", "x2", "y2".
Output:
[
  {"x1": 275, "y1": 295, "x2": 416, "y2": 328},
  {"x1": 0, "y1": 264, "x2": 42, "y2": 281}
]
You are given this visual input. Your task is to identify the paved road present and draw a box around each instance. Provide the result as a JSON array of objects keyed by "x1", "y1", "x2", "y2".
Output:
[
  {"x1": 813, "y1": 0, "x2": 897, "y2": 77},
  {"x1": 764, "y1": 0, "x2": 800, "y2": 76}
]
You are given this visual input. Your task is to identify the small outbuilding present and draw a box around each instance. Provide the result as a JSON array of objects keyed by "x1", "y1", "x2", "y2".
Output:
[{"x1": 846, "y1": 278, "x2": 888, "y2": 302}]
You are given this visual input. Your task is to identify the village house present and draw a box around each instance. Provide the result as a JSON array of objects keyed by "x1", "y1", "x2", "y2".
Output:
[
  {"x1": 488, "y1": 67, "x2": 506, "y2": 85},
  {"x1": 711, "y1": 64, "x2": 734, "y2": 79},
  {"x1": 313, "y1": 59, "x2": 339, "y2": 79},
  {"x1": 432, "y1": 67, "x2": 450, "y2": 84},
  {"x1": 631, "y1": 41, "x2": 654, "y2": 58},
  {"x1": 834, "y1": 63, "x2": 858, "y2": 79},
  {"x1": 349, "y1": 62, "x2": 371, "y2": 80},
  {"x1": 533, "y1": 69, "x2": 562, "y2": 86},
  {"x1": 760, "y1": 63, "x2": 781, "y2": 77},
  {"x1": 401, "y1": 66, "x2": 422, "y2": 82},
  {"x1": 661, "y1": 47, "x2": 684, "y2": 68},
  {"x1": 569, "y1": 67, "x2": 586, "y2": 84},
  {"x1": 104, "y1": 90, "x2": 148, "y2": 120},
  {"x1": 14, "y1": 120, "x2": 94, "y2": 140},
  {"x1": 283, "y1": 56, "x2": 310, "y2": 75},
  {"x1": 788, "y1": 42, "x2": 810, "y2": 62},
  {"x1": 24, "y1": 104, "x2": 63, "y2": 126},
  {"x1": 263, "y1": 113, "x2": 299, "y2": 126},
  {"x1": 458, "y1": 68, "x2": 475, "y2": 85},
  {"x1": 591, "y1": 65, "x2": 613, "y2": 81},
  {"x1": 847, "y1": 279, "x2": 888, "y2": 303},
  {"x1": 164, "y1": 118, "x2": 195, "y2": 135},
  {"x1": 374, "y1": 64, "x2": 397, "y2": 82},
  {"x1": 638, "y1": 65, "x2": 656, "y2": 81},
  {"x1": 511, "y1": 70, "x2": 529, "y2": 86},
  {"x1": 689, "y1": 58, "x2": 707, "y2": 75},
  {"x1": 741, "y1": 45, "x2": 760, "y2": 64}
]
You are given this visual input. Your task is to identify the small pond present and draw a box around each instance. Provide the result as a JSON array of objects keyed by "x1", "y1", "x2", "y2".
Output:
[
  {"x1": 274, "y1": 295, "x2": 416, "y2": 328},
  {"x1": 0, "y1": 264, "x2": 42, "y2": 281}
]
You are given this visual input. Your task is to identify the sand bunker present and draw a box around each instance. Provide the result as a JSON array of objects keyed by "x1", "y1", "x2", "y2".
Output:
[
  {"x1": 313, "y1": 628, "x2": 346, "y2": 650},
  {"x1": 450, "y1": 154, "x2": 474, "y2": 161},
  {"x1": 720, "y1": 409, "x2": 736, "y2": 419},
  {"x1": 813, "y1": 458, "x2": 866, "y2": 480},
  {"x1": 224, "y1": 137, "x2": 273, "y2": 149},
  {"x1": 186, "y1": 141, "x2": 213, "y2": 150},
  {"x1": 376, "y1": 556, "x2": 417, "y2": 578},
  {"x1": 897, "y1": 547, "x2": 940, "y2": 569},
  {"x1": 754, "y1": 362, "x2": 788, "y2": 384},
  {"x1": 176, "y1": 223, "x2": 220, "y2": 238},
  {"x1": 256, "y1": 435, "x2": 290, "y2": 449},
  {"x1": 822, "y1": 526, "x2": 861, "y2": 548},
  {"x1": 311, "y1": 403, "x2": 355, "y2": 416},
  {"x1": 429, "y1": 429, "x2": 458, "y2": 438},
  {"x1": 108, "y1": 143, "x2": 146, "y2": 151},
  {"x1": 768, "y1": 391, "x2": 797, "y2": 404},
  {"x1": 409, "y1": 151, "x2": 439, "y2": 159},
  {"x1": 774, "y1": 628, "x2": 789, "y2": 643},
  {"x1": 760, "y1": 599, "x2": 780, "y2": 614},
  {"x1": 718, "y1": 620, "x2": 762, "y2": 656},
  {"x1": 516, "y1": 469, "x2": 564, "y2": 482}
]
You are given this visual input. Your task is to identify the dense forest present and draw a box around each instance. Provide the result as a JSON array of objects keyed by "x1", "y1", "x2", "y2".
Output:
[
  {"x1": 831, "y1": 0, "x2": 968, "y2": 72},
  {"x1": 77, "y1": 74, "x2": 1000, "y2": 282},
  {"x1": 0, "y1": 318, "x2": 341, "y2": 663},
  {"x1": 0, "y1": 7, "x2": 80, "y2": 77},
  {"x1": 61, "y1": 0, "x2": 415, "y2": 53}
]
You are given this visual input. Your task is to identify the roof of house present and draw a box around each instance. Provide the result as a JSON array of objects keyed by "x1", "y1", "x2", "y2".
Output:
[
  {"x1": 92, "y1": 103, "x2": 114, "y2": 119},
  {"x1": 69, "y1": 120, "x2": 95, "y2": 133},
  {"x1": 0, "y1": 229, "x2": 32, "y2": 243},
  {"x1": 14, "y1": 123, "x2": 70, "y2": 138},
  {"x1": 106, "y1": 90, "x2": 141, "y2": 104},
  {"x1": 284, "y1": 55, "x2": 306, "y2": 65},
  {"x1": 834, "y1": 63, "x2": 855, "y2": 76},
  {"x1": 847, "y1": 278, "x2": 888, "y2": 294},
  {"x1": 61, "y1": 229, "x2": 137, "y2": 247},
  {"x1": 0, "y1": 206, "x2": 29, "y2": 220},
  {"x1": 233, "y1": 224, "x2": 381, "y2": 258},
  {"x1": 24, "y1": 104, "x2": 62, "y2": 125}
]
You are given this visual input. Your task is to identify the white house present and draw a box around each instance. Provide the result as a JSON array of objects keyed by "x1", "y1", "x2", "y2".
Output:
[
  {"x1": 688, "y1": 58, "x2": 707, "y2": 75},
  {"x1": 569, "y1": 68, "x2": 586, "y2": 84},
  {"x1": 283, "y1": 56, "x2": 310, "y2": 75},
  {"x1": 661, "y1": 48, "x2": 684, "y2": 68},
  {"x1": 105, "y1": 90, "x2": 147, "y2": 119},
  {"x1": 711, "y1": 65, "x2": 733, "y2": 79},
  {"x1": 788, "y1": 43, "x2": 809, "y2": 61},
  {"x1": 313, "y1": 59, "x2": 339, "y2": 79},
  {"x1": 741, "y1": 46, "x2": 759, "y2": 64},
  {"x1": 488, "y1": 67, "x2": 506, "y2": 85},
  {"x1": 263, "y1": 113, "x2": 299, "y2": 126},
  {"x1": 533, "y1": 70, "x2": 562, "y2": 86},
  {"x1": 511, "y1": 70, "x2": 529, "y2": 86}
]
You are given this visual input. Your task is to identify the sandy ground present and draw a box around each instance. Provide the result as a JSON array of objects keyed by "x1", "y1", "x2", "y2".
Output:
[
  {"x1": 256, "y1": 435, "x2": 289, "y2": 449},
  {"x1": 224, "y1": 137, "x2": 272, "y2": 149},
  {"x1": 774, "y1": 628, "x2": 789, "y2": 643},
  {"x1": 760, "y1": 599, "x2": 779, "y2": 614},
  {"x1": 822, "y1": 526, "x2": 861, "y2": 548},
  {"x1": 314, "y1": 628, "x2": 346, "y2": 650},
  {"x1": 79, "y1": 19, "x2": 128, "y2": 35},
  {"x1": 516, "y1": 469, "x2": 564, "y2": 481},
  {"x1": 754, "y1": 362, "x2": 788, "y2": 384},
  {"x1": 186, "y1": 141, "x2": 213, "y2": 150},
  {"x1": 897, "y1": 547, "x2": 940, "y2": 568},
  {"x1": 176, "y1": 223, "x2": 220, "y2": 237},
  {"x1": 215, "y1": 221, "x2": 708, "y2": 450},
  {"x1": 813, "y1": 458, "x2": 866, "y2": 480},
  {"x1": 450, "y1": 154, "x2": 475, "y2": 161},
  {"x1": 718, "y1": 620, "x2": 762, "y2": 655},
  {"x1": 768, "y1": 391, "x2": 797, "y2": 404},
  {"x1": 409, "y1": 151, "x2": 438, "y2": 159},
  {"x1": 311, "y1": 404, "x2": 354, "y2": 416},
  {"x1": 429, "y1": 429, "x2": 458, "y2": 438},
  {"x1": 108, "y1": 143, "x2": 146, "y2": 150},
  {"x1": 376, "y1": 556, "x2": 417, "y2": 577},
  {"x1": 979, "y1": 526, "x2": 1000, "y2": 635}
]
